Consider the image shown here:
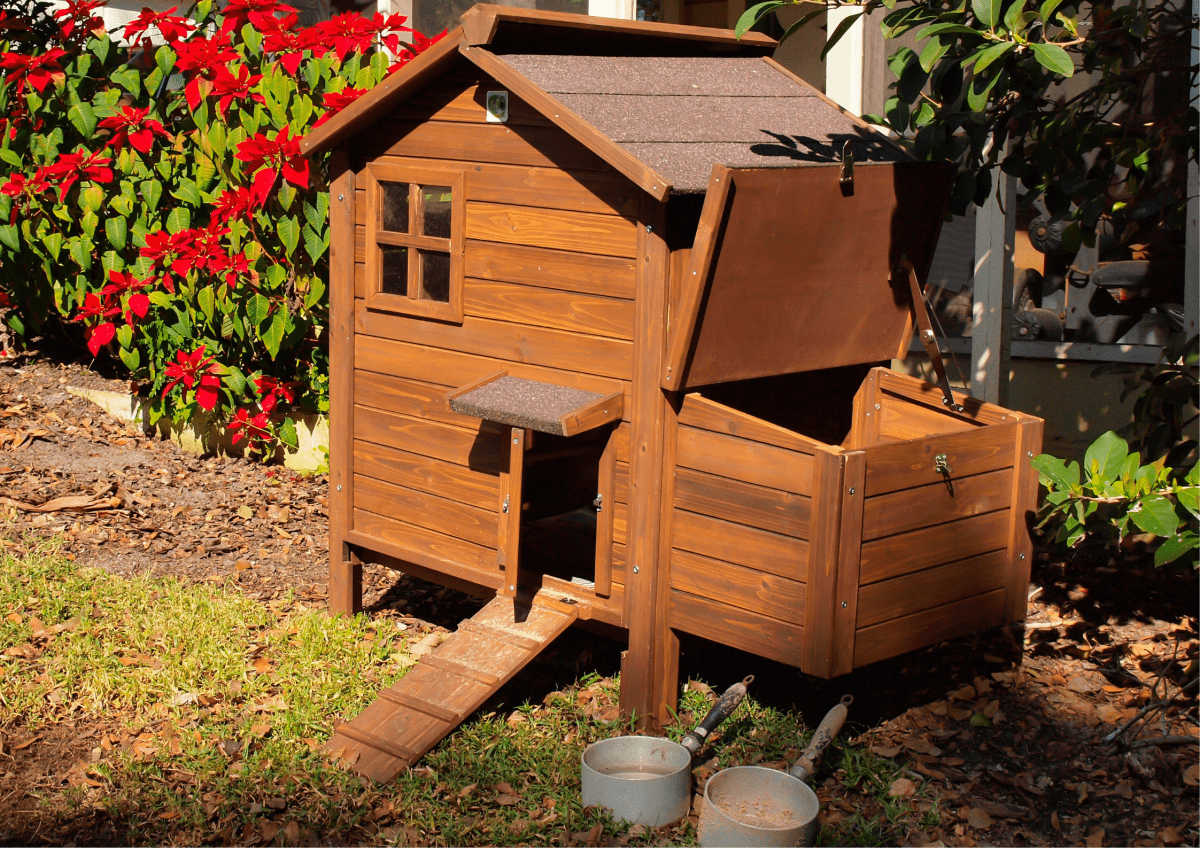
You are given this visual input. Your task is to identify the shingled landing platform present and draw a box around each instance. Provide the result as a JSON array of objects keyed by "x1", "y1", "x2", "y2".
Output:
[
  {"x1": 325, "y1": 592, "x2": 579, "y2": 782},
  {"x1": 448, "y1": 371, "x2": 623, "y2": 437}
]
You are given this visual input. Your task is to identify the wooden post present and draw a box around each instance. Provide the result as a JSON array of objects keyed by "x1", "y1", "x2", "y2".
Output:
[
  {"x1": 802, "y1": 448, "x2": 846, "y2": 677},
  {"x1": 328, "y1": 150, "x2": 361, "y2": 616},
  {"x1": 620, "y1": 198, "x2": 671, "y2": 727},
  {"x1": 830, "y1": 450, "x2": 865, "y2": 676},
  {"x1": 1005, "y1": 418, "x2": 1044, "y2": 621},
  {"x1": 497, "y1": 427, "x2": 525, "y2": 598}
]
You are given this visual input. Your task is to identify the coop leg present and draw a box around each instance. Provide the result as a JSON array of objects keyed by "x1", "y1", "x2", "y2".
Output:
[
  {"x1": 330, "y1": 548, "x2": 362, "y2": 616},
  {"x1": 654, "y1": 627, "x2": 681, "y2": 727}
]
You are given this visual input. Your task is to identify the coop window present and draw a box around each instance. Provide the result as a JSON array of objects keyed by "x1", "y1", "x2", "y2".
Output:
[{"x1": 364, "y1": 163, "x2": 465, "y2": 322}]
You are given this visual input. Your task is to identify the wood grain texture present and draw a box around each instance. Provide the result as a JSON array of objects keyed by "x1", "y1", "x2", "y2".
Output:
[
  {"x1": 669, "y1": 548, "x2": 806, "y2": 622},
  {"x1": 669, "y1": 590, "x2": 804, "y2": 668},
  {"x1": 355, "y1": 474, "x2": 498, "y2": 548},
  {"x1": 351, "y1": 510, "x2": 500, "y2": 582},
  {"x1": 876, "y1": 368, "x2": 1020, "y2": 426},
  {"x1": 496, "y1": 428, "x2": 524, "y2": 594},
  {"x1": 464, "y1": 279, "x2": 634, "y2": 340},
  {"x1": 853, "y1": 587, "x2": 1007, "y2": 668},
  {"x1": 847, "y1": 368, "x2": 882, "y2": 450},
  {"x1": 877, "y1": 395, "x2": 980, "y2": 441},
  {"x1": 862, "y1": 422, "x2": 1018, "y2": 496},
  {"x1": 368, "y1": 120, "x2": 611, "y2": 172},
  {"x1": 830, "y1": 450, "x2": 865, "y2": 677},
  {"x1": 465, "y1": 201, "x2": 638, "y2": 258},
  {"x1": 857, "y1": 549, "x2": 1010, "y2": 628},
  {"x1": 328, "y1": 153, "x2": 360, "y2": 615},
  {"x1": 858, "y1": 509, "x2": 1011, "y2": 586},
  {"x1": 675, "y1": 425, "x2": 814, "y2": 496},
  {"x1": 594, "y1": 431, "x2": 616, "y2": 598},
  {"x1": 356, "y1": 303, "x2": 634, "y2": 381},
  {"x1": 354, "y1": 405, "x2": 505, "y2": 471},
  {"x1": 354, "y1": 440, "x2": 500, "y2": 511},
  {"x1": 662, "y1": 165, "x2": 731, "y2": 390},
  {"x1": 354, "y1": 371, "x2": 502, "y2": 433},
  {"x1": 408, "y1": 75, "x2": 553, "y2": 127},
  {"x1": 464, "y1": 240, "x2": 636, "y2": 298},
  {"x1": 861, "y1": 467, "x2": 1015, "y2": 541},
  {"x1": 1005, "y1": 418, "x2": 1043, "y2": 621},
  {"x1": 355, "y1": 335, "x2": 630, "y2": 405},
  {"x1": 801, "y1": 449, "x2": 845, "y2": 677},
  {"x1": 677, "y1": 393, "x2": 830, "y2": 455},
  {"x1": 670, "y1": 508, "x2": 808, "y2": 579},
  {"x1": 673, "y1": 467, "x2": 811, "y2": 539}
]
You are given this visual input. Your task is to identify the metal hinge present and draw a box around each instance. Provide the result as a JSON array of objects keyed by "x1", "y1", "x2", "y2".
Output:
[
  {"x1": 502, "y1": 495, "x2": 510, "y2": 514},
  {"x1": 593, "y1": 493, "x2": 603, "y2": 512}
]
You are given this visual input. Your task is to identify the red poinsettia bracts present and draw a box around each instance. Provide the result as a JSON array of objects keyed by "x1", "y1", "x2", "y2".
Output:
[
  {"x1": 74, "y1": 292, "x2": 121, "y2": 356},
  {"x1": 210, "y1": 64, "x2": 264, "y2": 118},
  {"x1": 259, "y1": 14, "x2": 326, "y2": 76},
  {"x1": 139, "y1": 229, "x2": 194, "y2": 293},
  {"x1": 254, "y1": 374, "x2": 297, "y2": 413},
  {"x1": 53, "y1": 0, "x2": 106, "y2": 44},
  {"x1": 38, "y1": 149, "x2": 113, "y2": 200},
  {"x1": 212, "y1": 186, "x2": 258, "y2": 223},
  {"x1": 0, "y1": 48, "x2": 69, "y2": 95},
  {"x1": 162, "y1": 345, "x2": 222, "y2": 410},
  {"x1": 393, "y1": 27, "x2": 443, "y2": 64},
  {"x1": 98, "y1": 106, "x2": 171, "y2": 153},
  {"x1": 122, "y1": 6, "x2": 196, "y2": 44},
  {"x1": 220, "y1": 0, "x2": 298, "y2": 33},
  {"x1": 316, "y1": 12, "x2": 381, "y2": 62},
  {"x1": 227, "y1": 406, "x2": 272, "y2": 447},
  {"x1": 234, "y1": 125, "x2": 308, "y2": 204},
  {"x1": 101, "y1": 269, "x2": 152, "y2": 326},
  {"x1": 313, "y1": 86, "x2": 366, "y2": 127},
  {"x1": 173, "y1": 34, "x2": 239, "y2": 111}
]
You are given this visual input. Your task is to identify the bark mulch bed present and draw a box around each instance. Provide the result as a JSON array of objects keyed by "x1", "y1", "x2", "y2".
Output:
[{"x1": 1, "y1": 349, "x2": 1197, "y2": 847}]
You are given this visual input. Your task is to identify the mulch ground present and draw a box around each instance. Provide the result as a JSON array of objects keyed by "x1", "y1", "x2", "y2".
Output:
[{"x1": 0, "y1": 349, "x2": 1197, "y2": 847}]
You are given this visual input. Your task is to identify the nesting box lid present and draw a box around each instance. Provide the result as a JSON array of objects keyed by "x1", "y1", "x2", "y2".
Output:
[{"x1": 661, "y1": 160, "x2": 955, "y2": 391}]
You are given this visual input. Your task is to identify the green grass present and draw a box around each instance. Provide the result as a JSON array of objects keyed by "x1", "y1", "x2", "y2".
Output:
[{"x1": 1, "y1": 531, "x2": 939, "y2": 845}]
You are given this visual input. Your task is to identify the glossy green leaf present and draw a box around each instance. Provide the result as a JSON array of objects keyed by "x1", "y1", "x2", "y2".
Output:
[
  {"x1": 110, "y1": 67, "x2": 142, "y2": 97},
  {"x1": 302, "y1": 224, "x2": 326, "y2": 264},
  {"x1": 165, "y1": 207, "x2": 191, "y2": 234},
  {"x1": 972, "y1": 41, "x2": 1013, "y2": 74},
  {"x1": 1153, "y1": 531, "x2": 1198, "y2": 566},
  {"x1": 119, "y1": 345, "x2": 141, "y2": 371},
  {"x1": 0, "y1": 224, "x2": 18, "y2": 252},
  {"x1": 261, "y1": 309, "x2": 287, "y2": 358},
  {"x1": 820, "y1": 12, "x2": 865, "y2": 61},
  {"x1": 1032, "y1": 454, "x2": 1080, "y2": 491},
  {"x1": 1084, "y1": 431, "x2": 1128, "y2": 485},
  {"x1": 971, "y1": 0, "x2": 1002, "y2": 27},
  {"x1": 1030, "y1": 41, "x2": 1074, "y2": 76},
  {"x1": 918, "y1": 36, "x2": 952, "y2": 72},
  {"x1": 68, "y1": 102, "x2": 97, "y2": 138},
  {"x1": 105, "y1": 216, "x2": 128, "y2": 251},
  {"x1": 1130, "y1": 495, "x2": 1180, "y2": 537},
  {"x1": 141, "y1": 179, "x2": 164, "y2": 213},
  {"x1": 197, "y1": 285, "x2": 215, "y2": 323},
  {"x1": 247, "y1": 293, "x2": 270, "y2": 328},
  {"x1": 173, "y1": 178, "x2": 202, "y2": 207},
  {"x1": 277, "y1": 216, "x2": 299, "y2": 255}
]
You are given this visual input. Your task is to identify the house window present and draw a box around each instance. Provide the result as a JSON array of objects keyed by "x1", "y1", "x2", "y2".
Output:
[{"x1": 364, "y1": 163, "x2": 465, "y2": 322}]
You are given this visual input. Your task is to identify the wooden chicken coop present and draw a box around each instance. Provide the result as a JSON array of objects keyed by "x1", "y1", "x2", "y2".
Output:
[{"x1": 301, "y1": 4, "x2": 1044, "y2": 782}]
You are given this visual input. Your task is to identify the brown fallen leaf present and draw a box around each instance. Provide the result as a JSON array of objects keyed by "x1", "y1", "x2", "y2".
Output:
[
  {"x1": 5, "y1": 612, "x2": 21, "y2": 624},
  {"x1": 888, "y1": 777, "x2": 917, "y2": 798},
  {"x1": 1160, "y1": 826, "x2": 1183, "y2": 846},
  {"x1": 872, "y1": 745, "x2": 902, "y2": 758},
  {"x1": 1086, "y1": 826, "x2": 1105, "y2": 847},
  {"x1": 966, "y1": 808, "x2": 994, "y2": 830},
  {"x1": 260, "y1": 820, "x2": 281, "y2": 842},
  {"x1": 0, "y1": 491, "x2": 122, "y2": 513},
  {"x1": 249, "y1": 723, "x2": 271, "y2": 738},
  {"x1": 283, "y1": 821, "x2": 299, "y2": 844},
  {"x1": 1183, "y1": 764, "x2": 1199, "y2": 787},
  {"x1": 12, "y1": 734, "x2": 42, "y2": 751},
  {"x1": 586, "y1": 822, "x2": 603, "y2": 847},
  {"x1": 252, "y1": 657, "x2": 272, "y2": 674}
]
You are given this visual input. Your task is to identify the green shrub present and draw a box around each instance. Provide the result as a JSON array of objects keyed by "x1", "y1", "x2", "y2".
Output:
[{"x1": 0, "y1": 0, "x2": 439, "y2": 454}]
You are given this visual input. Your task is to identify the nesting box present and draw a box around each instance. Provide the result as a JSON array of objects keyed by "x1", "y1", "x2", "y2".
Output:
[{"x1": 303, "y1": 4, "x2": 1043, "y2": 782}]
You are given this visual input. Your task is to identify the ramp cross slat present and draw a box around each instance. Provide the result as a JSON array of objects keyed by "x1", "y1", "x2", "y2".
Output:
[{"x1": 323, "y1": 593, "x2": 577, "y2": 782}]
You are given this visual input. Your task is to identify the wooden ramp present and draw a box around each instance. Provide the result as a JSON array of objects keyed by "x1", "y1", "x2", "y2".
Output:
[{"x1": 325, "y1": 592, "x2": 579, "y2": 782}]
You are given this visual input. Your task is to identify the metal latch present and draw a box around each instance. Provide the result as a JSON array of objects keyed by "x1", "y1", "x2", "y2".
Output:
[
  {"x1": 934, "y1": 454, "x2": 952, "y2": 475},
  {"x1": 502, "y1": 495, "x2": 510, "y2": 514},
  {"x1": 593, "y1": 493, "x2": 603, "y2": 512},
  {"x1": 839, "y1": 141, "x2": 854, "y2": 196}
]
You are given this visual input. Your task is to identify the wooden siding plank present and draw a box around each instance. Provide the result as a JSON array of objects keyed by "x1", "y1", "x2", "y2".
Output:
[
  {"x1": 464, "y1": 241, "x2": 636, "y2": 299},
  {"x1": 875, "y1": 368, "x2": 1021, "y2": 427},
  {"x1": 673, "y1": 467, "x2": 811, "y2": 539},
  {"x1": 670, "y1": 548, "x2": 806, "y2": 622},
  {"x1": 356, "y1": 302, "x2": 633, "y2": 381},
  {"x1": 354, "y1": 440, "x2": 500, "y2": 511},
  {"x1": 669, "y1": 590, "x2": 804, "y2": 668},
  {"x1": 355, "y1": 335, "x2": 630, "y2": 406},
  {"x1": 853, "y1": 588, "x2": 1007, "y2": 668},
  {"x1": 878, "y1": 395, "x2": 980, "y2": 441},
  {"x1": 857, "y1": 550, "x2": 1011, "y2": 629},
  {"x1": 368, "y1": 155, "x2": 640, "y2": 217},
  {"x1": 353, "y1": 371, "x2": 504, "y2": 433},
  {"x1": 670, "y1": 509, "x2": 807, "y2": 580},
  {"x1": 676, "y1": 426, "x2": 814, "y2": 496},
  {"x1": 464, "y1": 279, "x2": 635, "y2": 340},
  {"x1": 862, "y1": 467, "x2": 1015, "y2": 541},
  {"x1": 862, "y1": 422, "x2": 1018, "y2": 496},
  {"x1": 355, "y1": 474, "x2": 498, "y2": 548},
  {"x1": 677, "y1": 393, "x2": 829, "y2": 455},
  {"x1": 594, "y1": 431, "x2": 616, "y2": 598},
  {"x1": 354, "y1": 405, "x2": 505, "y2": 471},
  {"x1": 614, "y1": 460, "x2": 628, "y2": 504},
  {"x1": 1006, "y1": 418, "x2": 1043, "y2": 621},
  {"x1": 367, "y1": 120, "x2": 611, "y2": 172},
  {"x1": 465, "y1": 201, "x2": 638, "y2": 258},
  {"x1": 859, "y1": 510, "x2": 1011, "y2": 586},
  {"x1": 351, "y1": 509, "x2": 499, "y2": 577},
  {"x1": 408, "y1": 79, "x2": 553, "y2": 127}
]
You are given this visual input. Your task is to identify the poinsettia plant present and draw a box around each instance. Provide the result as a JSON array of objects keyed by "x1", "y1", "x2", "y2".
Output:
[{"x1": 0, "y1": 0, "x2": 440, "y2": 458}]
